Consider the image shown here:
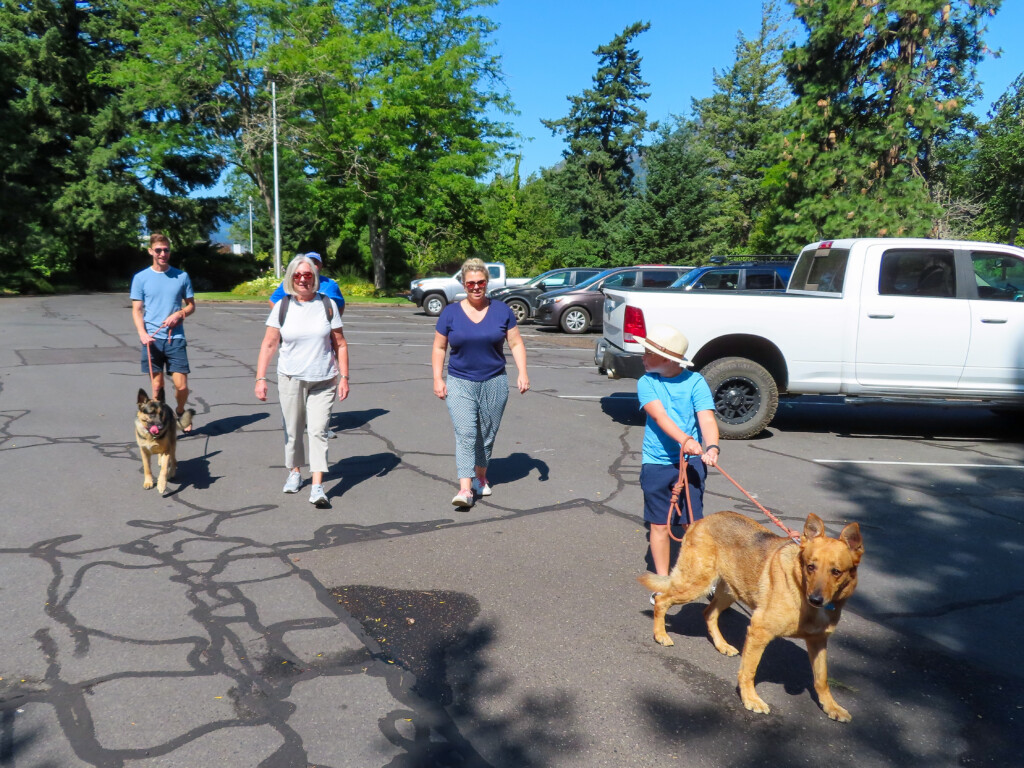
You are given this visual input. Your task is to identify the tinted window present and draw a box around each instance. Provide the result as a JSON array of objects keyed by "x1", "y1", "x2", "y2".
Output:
[
  {"x1": 541, "y1": 272, "x2": 571, "y2": 289},
  {"x1": 971, "y1": 251, "x2": 1024, "y2": 301},
  {"x1": 601, "y1": 271, "x2": 637, "y2": 289},
  {"x1": 698, "y1": 270, "x2": 739, "y2": 290},
  {"x1": 745, "y1": 271, "x2": 779, "y2": 290},
  {"x1": 790, "y1": 247, "x2": 849, "y2": 293},
  {"x1": 574, "y1": 269, "x2": 600, "y2": 284},
  {"x1": 878, "y1": 249, "x2": 955, "y2": 297},
  {"x1": 642, "y1": 270, "x2": 681, "y2": 288}
]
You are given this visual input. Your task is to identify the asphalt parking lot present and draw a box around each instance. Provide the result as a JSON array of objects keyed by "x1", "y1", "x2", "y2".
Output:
[{"x1": 1, "y1": 294, "x2": 1021, "y2": 767}]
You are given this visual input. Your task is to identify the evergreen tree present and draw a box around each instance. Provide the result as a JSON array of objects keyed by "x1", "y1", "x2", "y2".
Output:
[
  {"x1": 691, "y1": 0, "x2": 790, "y2": 253},
  {"x1": 541, "y1": 22, "x2": 653, "y2": 264},
  {"x1": 768, "y1": 0, "x2": 1002, "y2": 251},
  {"x1": 972, "y1": 74, "x2": 1024, "y2": 244}
]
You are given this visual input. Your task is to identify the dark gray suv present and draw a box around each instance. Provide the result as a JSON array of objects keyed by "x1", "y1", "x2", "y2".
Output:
[
  {"x1": 534, "y1": 265, "x2": 689, "y2": 333},
  {"x1": 489, "y1": 267, "x2": 602, "y2": 323}
]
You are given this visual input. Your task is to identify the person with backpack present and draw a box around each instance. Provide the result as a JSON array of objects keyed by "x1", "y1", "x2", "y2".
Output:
[
  {"x1": 255, "y1": 254, "x2": 349, "y2": 508},
  {"x1": 268, "y1": 251, "x2": 345, "y2": 314}
]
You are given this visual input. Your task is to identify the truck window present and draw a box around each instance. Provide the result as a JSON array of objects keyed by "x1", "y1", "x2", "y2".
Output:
[
  {"x1": 603, "y1": 271, "x2": 637, "y2": 289},
  {"x1": 878, "y1": 249, "x2": 955, "y2": 297},
  {"x1": 971, "y1": 251, "x2": 1024, "y2": 301},
  {"x1": 790, "y1": 247, "x2": 849, "y2": 293},
  {"x1": 488, "y1": 266, "x2": 501, "y2": 279}
]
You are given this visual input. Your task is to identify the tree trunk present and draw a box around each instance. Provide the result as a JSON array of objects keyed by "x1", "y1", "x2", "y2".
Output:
[{"x1": 368, "y1": 212, "x2": 388, "y2": 290}]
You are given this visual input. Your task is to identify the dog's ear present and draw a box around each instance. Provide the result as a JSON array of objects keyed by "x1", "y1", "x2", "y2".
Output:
[
  {"x1": 840, "y1": 522, "x2": 863, "y2": 562},
  {"x1": 801, "y1": 513, "x2": 825, "y2": 543},
  {"x1": 137, "y1": 389, "x2": 149, "y2": 405},
  {"x1": 156, "y1": 387, "x2": 166, "y2": 403}
]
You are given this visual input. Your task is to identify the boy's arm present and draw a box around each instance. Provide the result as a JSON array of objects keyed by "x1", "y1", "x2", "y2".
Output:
[
  {"x1": 642, "y1": 400, "x2": 702, "y2": 457},
  {"x1": 696, "y1": 409, "x2": 720, "y2": 466}
]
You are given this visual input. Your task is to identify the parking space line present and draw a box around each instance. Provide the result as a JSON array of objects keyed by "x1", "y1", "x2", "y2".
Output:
[{"x1": 815, "y1": 460, "x2": 1024, "y2": 468}]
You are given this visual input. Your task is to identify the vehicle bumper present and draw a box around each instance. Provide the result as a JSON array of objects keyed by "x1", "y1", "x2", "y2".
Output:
[
  {"x1": 534, "y1": 303, "x2": 558, "y2": 326},
  {"x1": 408, "y1": 287, "x2": 425, "y2": 307},
  {"x1": 599, "y1": 341, "x2": 645, "y2": 380}
]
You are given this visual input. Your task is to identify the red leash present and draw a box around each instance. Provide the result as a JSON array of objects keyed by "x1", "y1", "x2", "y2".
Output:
[{"x1": 665, "y1": 449, "x2": 801, "y2": 543}]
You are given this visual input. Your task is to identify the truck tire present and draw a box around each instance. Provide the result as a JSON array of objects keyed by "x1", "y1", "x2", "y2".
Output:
[
  {"x1": 507, "y1": 298, "x2": 529, "y2": 324},
  {"x1": 700, "y1": 357, "x2": 779, "y2": 439},
  {"x1": 560, "y1": 306, "x2": 591, "y2": 334},
  {"x1": 423, "y1": 293, "x2": 447, "y2": 317}
]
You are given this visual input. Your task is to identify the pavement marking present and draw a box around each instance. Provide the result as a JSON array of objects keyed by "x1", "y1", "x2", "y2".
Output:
[{"x1": 815, "y1": 459, "x2": 1024, "y2": 468}]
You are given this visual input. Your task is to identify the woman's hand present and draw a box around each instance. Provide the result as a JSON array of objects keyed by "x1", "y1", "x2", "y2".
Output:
[
  {"x1": 337, "y1": 378, "x2": 350, "y2": 402},
  {"x1": 433, "y1": 378, "x2": 447, "y2": 400},
  {"x1": 255, "y1": 380, "x2": 268, "y2": 402},
  {"x1": 517, "y1": 372, "x2": 530, "y2": 394}
]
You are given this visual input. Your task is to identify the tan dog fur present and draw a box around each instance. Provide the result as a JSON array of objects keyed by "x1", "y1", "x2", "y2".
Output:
[
  {"x1": 134, "y1": 388, "x2": 177, "y2": 494},
  {"x1": 639, "y1": 511, "x2": 863, "y2": 721}
]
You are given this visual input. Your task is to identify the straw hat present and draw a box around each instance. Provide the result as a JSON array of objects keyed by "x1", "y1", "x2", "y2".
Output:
[{"x1": 634, "y1": 324, "x2": 693, "y2": 367}]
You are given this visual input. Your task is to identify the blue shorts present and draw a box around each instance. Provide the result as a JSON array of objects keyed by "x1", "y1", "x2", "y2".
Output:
[
  {"x1": 641, "y1": 457, "x2": 706, "y2": 526},
  {"x1": 141, "y1": 337, "x2": 190, "y2": 375}
]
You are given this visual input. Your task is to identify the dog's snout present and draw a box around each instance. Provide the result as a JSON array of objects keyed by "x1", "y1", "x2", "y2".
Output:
[{"x1": 807, "y1": 593, "x2": 824, "y2": 608}]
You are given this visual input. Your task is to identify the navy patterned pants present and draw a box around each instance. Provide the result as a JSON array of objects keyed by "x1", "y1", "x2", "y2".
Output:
[{"x1": 446, "y1": 373, "x2": 509, "y2": 478}]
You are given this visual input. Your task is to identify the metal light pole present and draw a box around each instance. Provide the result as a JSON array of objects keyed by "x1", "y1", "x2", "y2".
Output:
[
  {"x1": 271, "y1": 80, "x2": 282, "y2": 278},
  {"x1": 247, "y1": 196, "x2": 254, "y2": 255}
]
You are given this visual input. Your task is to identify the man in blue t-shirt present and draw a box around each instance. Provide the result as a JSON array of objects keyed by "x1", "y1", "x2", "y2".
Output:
[
  {"x1": 268, "y1": 252, "x2": 345, "y2": 314},
  {"x1": 130, "y1": 233, "x2": 196, "y2": 431}
]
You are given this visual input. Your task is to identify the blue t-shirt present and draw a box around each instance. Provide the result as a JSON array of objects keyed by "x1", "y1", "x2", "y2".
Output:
[
  {"x1": 637, "y1": 370, "x2": 715, "y2": 465},
  {"x1": 436, "y1": 300, "x2": 517, "y2": 381},
  {"x1": 130, "y1": 267, "x2": 194, "y2": 340},
  {"x1": 270, "y1": 276, "x2": 345, "y2": 309}
]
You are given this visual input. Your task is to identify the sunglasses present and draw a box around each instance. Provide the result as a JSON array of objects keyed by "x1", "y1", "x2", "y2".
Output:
[
  {"x1": 294, "y1": 272, "x2": 315, "y2": 281},
  {"x1": 464, "y1": 280, "x2": 487, "y2": 289},
  {"x1": 153, "y1": 248, "x2": 170, "y2": 254}
]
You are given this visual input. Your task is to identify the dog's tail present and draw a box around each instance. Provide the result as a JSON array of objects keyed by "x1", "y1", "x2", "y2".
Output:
[{"x1": 638, "y1": 572, "x2": 672, "y2": 593}]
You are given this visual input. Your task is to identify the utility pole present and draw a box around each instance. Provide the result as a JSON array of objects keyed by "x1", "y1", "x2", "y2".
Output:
[
  {"x1": 247, "y1": 196, "x2": 254, "y2": 256},
  {"x1": 272, "y1": 80, "x2": 282, "y2": 278}
]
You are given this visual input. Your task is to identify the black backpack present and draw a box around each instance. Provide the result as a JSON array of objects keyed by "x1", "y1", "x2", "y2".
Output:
[{"x1": 278, "y1": 292, "x2": 334, "y2": 325}]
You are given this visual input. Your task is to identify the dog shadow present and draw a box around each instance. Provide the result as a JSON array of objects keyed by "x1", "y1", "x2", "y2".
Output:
[
  {"x1": 659, "y1": 603, "x2": 815, "y2": 696},
  {"x1": 188, "y1": 412, "x2": 269, "y2": 436},
  {"x1": 167, "y1": 449, "x2": 222, "y2": 492},
  {"x1": 331, "y1": 407, "x2": 389, "y2": 431},
  {"x1": 326, "y1": 452, "x2": 401, "y2": 501},
  {"x1": 487, "y1": 451, "x2": 550, "y2": 485}
]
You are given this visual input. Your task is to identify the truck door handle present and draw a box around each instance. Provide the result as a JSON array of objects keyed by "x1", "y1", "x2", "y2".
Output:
[
  {"x1": 980, "y1": 318, "x2": 1007, "y2": 324},
  {"x1": 867, "y1": 313, "x2": 894, "y2": 319}
]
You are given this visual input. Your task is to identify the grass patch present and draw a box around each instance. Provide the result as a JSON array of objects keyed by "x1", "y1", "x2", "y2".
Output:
[{"x1": 195, "y1": 291, "x2": 410, "y2": 305}]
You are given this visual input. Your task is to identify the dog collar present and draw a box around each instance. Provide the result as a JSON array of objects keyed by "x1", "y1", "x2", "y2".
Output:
[{"x1": 824, "y1": 602, "x2": 835, "y2": 611}]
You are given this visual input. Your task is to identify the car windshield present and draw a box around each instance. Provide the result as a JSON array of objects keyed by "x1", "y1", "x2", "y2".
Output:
[
  {"x1": 522, "y1": 271, "x2": 559, "y2": 287},
  {"x1": 572, "y1": 268, "x2": 620, "y2": 291},
  {"x1": 670, "y1": 270, "x2": 707, "y2": 289}
]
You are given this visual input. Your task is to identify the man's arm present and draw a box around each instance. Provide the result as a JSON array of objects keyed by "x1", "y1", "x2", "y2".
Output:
[{"x1": 132, "y1": 300, "x2": 154, "y2": 344}]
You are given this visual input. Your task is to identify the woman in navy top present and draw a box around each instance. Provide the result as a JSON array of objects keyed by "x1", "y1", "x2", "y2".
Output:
[{"x1": 432, "y1": 258, "x2": 530, "y2": 508}]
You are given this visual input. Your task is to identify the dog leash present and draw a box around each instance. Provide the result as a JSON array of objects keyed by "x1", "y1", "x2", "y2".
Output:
[{"x1": 666, "y1": 448, "x2": 801, "y2": 543}]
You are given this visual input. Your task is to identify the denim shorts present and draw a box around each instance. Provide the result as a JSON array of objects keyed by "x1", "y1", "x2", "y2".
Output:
[
  {"x1": 140, "y1": 337, "x2": 190, "y2": 375},
  {"x1": 641, "y1": 457, "x2": 706, "y2": 526}
]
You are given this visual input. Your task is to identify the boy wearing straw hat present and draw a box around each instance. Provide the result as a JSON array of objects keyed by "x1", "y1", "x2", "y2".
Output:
[{"x1": 635, "y1": 324, "x2": 720, "y2": 603}]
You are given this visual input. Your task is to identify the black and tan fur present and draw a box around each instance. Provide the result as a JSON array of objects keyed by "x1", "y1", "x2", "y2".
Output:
[
  {"x1": 135, "y1": 388, "x2": 177, "y2": 494},
  {"x1": 640, "y1": 511, "x2": 863, "y2": 721}
]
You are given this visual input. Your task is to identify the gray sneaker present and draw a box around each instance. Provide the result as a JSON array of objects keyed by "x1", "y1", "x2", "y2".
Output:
[
  {"x1": 309, "y1": 484, "x2": 329, "y2": 508},
  {"x1": 282, "y1": 470, "x2": 302, "y2": 493}
]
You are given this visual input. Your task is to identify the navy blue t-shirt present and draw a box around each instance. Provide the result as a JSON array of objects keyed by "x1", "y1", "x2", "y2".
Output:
[{"x1": 436, "y1": 300, "x2": 517, "y2": 381}]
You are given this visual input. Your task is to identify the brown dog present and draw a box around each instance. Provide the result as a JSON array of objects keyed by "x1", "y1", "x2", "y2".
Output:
[
  {"x1": 135, "y1": 388, "x2": 177, "y2": 494},
  {"x1": 639, "y1": 511, "x2": 863, "y2": 721}
]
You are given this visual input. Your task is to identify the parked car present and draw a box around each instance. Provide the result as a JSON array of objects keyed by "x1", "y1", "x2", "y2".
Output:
[
  {"x1": 670, "y1": 260, "x2": 794, "y2": 291},
  {"x1": 534, "y1": 265, "x2": 690, "y2": 334},
  {"x1": 490, "y1": 267, "x2": 603, "y2": 323},
  {"x1": 408, "y1": 262, "x2": 528, "y2": 317}
]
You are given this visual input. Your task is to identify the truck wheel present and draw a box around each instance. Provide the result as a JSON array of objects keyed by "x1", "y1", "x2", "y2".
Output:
[
  {"x1": 507, "y1": 299, "x2": 529, "y2": 324},
  {"x1": 560, "y1": 307, "x2": 591, "y2": 334},
  {"x1": 423, "y1": 293, "x2": 447, "y2": 317},
  {"x1": 700, "y1": 357, "x2": 779, "y2": 439}
]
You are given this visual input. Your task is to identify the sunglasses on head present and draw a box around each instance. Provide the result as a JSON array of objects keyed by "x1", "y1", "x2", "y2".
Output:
[{"x1": 464, "y1": 280, "x2": 487, "y2": 289}]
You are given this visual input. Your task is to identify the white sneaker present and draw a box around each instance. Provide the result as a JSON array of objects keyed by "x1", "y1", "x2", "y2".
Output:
[
  {"x1": 282, "y1": 470, "x2": 302, "y2": 493},
  {"x1": 309, "y1": 484, "x2": 329, "y2": 508},
  {"x1": 451, "y1": 490, "x2": 474, "y2": 508},
  {"x1": 472, "y1": 478, "x2": 492, "y2": 497}
]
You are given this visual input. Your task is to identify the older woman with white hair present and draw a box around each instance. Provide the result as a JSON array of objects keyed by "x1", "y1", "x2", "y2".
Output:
[
  {"x1": 255, "y1": 254, "x2": 349, "y2": 508},
  {"x1": 432, "y1": 257, "x2": 529, "y2": 508}
]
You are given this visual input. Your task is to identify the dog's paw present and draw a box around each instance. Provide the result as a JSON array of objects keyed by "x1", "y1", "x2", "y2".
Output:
[
  {"x1": 825, "y1": 705, "x2": 851, "y2": 723},
  {"x1": 143, "y1": 480, "x2": 155, "y2": 490},
  {"x1": 714, "y1": 642, "x2": 740, "y2": 657},
  {"x1": 742, "y1": 696, "x2": 771, "y2": 715},
  {"x1": 654, "y1": 633, "x2": 674, "y2": 647},
  {"x1": 157, "y1": 482, "x2": 167, "y2": 495}
]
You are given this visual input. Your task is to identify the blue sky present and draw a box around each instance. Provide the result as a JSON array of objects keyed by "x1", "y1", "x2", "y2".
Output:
[{"x1": 485, "y1": 0, "x2": 1024, "y2": 179}]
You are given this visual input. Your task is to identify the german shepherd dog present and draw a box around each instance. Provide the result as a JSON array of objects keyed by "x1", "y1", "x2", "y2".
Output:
[
  {"x1": 135, "y1": 388, "x2": 177, "y2": 494},
  {"x1": 640, "y1": 511, "x2": 863, "y2": 721}
]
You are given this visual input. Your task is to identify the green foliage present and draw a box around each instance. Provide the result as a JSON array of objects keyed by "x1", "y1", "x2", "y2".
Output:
[
  {"x1": 232, "y1": 274, "x2": 280, "y2": 297},
  {"x1": 972, "y1": 74, "x2": 1024, "y2": 244},
  {"x1": 768, "y1": 0, "x2": 1001, "y2": 251}
]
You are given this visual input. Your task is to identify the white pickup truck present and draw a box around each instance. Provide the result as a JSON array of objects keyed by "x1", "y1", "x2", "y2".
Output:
[
  {"x1": 599, "y1": 238, "x2": 1024, "y2": 438},
  {"x1": 408, "y1": 262, "x2": 529, "y2": 317}
]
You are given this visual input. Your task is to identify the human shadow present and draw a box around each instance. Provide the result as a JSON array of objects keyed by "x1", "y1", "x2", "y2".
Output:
[
  {"x1": 173, "y1": 449, "x2": 222, "y2": 492},
  {"x1": 488, "y1": 451, "x2": 550, "y2": 486},
  {"x1": 326, "y1": 452, "x2": 401, "y2": 500},
  {"x1": 600, "y1": 392, "x2": 643, "y2": 426},
  {"x1": 332, "y1": 407, "x2": 389, "y2": 432},
  {"x1": 190, "y1": 412, "x2": 269, "y2": 436}
]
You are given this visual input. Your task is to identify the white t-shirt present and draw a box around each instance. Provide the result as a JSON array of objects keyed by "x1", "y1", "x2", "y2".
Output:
[{"x1": 266, "y1": 296, "x2": 343, "y2": 381}]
